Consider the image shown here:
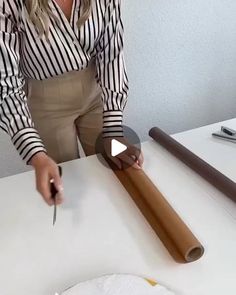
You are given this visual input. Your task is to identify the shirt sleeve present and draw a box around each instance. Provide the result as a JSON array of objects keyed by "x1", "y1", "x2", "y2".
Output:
[
  {"x1": 0, "y1": 0, "x2": 46, "y2": 164},
  {"x1": 95, "y1": 0, "x2": 129, "y2": 137}
]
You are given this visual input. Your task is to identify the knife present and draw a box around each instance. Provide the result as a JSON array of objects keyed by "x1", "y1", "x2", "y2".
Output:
[{"x1": 50, "y1": 166, "x2": 62, "y2": 226}]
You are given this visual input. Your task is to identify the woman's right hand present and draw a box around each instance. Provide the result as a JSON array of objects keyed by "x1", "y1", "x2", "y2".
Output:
[{"x1": 29, "y1": 152, "x2": 64, "y2": 206}]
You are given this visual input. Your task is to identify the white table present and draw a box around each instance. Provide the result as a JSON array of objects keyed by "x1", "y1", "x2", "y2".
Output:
[{"x1": 1, "y1": 119, "x2": 236, "y2": 295}]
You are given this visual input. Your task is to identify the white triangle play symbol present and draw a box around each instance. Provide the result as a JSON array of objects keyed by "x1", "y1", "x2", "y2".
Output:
[{"x1": 111, "y1": 139, "x2": 127, "y2": 157}]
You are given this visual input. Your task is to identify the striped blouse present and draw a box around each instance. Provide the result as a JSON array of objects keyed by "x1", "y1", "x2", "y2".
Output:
[{"x1": 0, "y1": 0, "x2": 129, "y2": 163}]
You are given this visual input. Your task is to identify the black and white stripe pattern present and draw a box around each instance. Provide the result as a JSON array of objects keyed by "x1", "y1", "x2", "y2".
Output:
[{"x1": 0, "y1": 0, "x2": 128, "y2": 163}]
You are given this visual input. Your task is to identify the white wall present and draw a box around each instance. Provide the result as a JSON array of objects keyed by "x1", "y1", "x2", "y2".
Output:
[
  {"x1": 1, "y1": 0, "x2": 236, "y2": 177},
  {"x1": 0, "y1": 133, "x2": 32, "y2": 177},
  {"x1": 123, "y1": 0, "x2": 236, "y2": 137}
]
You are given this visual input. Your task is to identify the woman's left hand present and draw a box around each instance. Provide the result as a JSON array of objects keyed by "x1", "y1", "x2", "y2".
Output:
[{"x1": 103, "y1": 137, "x2": 144, "y2": 170}]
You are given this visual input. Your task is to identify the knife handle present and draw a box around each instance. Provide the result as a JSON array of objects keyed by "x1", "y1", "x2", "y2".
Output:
[
  {"x1": 50, "y1": 165, "x2": 63, "y2": 199},
  {"x1": 221, "y1": 126, "x2": 236, "y2": 136}
]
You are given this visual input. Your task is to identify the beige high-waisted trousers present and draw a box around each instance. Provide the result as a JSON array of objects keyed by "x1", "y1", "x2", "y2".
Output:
[{"x1": 26, "y1": 61, "x2": 103, "y2": 163}]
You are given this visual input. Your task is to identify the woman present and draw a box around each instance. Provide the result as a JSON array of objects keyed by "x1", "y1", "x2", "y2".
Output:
[{"x1": 0, "y1": 0, "x2": 143, "y2": 205}]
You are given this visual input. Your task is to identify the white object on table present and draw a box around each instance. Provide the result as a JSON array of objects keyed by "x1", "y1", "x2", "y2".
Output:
[
  {"x1": 61, "y1": 274, "x2": 174, "y2": 295},
  {"x1": 0, "y1": 119, "x2": 236, "y2": 295}
]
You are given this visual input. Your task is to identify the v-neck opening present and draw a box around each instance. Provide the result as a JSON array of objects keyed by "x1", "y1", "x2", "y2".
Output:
[{"x1": 51, "y1": 0, "x2": 76, "y2": 27}]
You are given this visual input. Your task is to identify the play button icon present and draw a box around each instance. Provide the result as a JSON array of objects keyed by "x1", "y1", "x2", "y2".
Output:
[
  {"x1": 111, "y1": 139, "x2": 127, "y2": 157},
  {"x1": 95, "y1": 125, "x2": 141, "y2": 170}
]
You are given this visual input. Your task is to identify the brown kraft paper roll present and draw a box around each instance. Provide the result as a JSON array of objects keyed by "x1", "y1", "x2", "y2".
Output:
[
  {"x1": 113, "y1": 167, "x2": 204, "y2": 263},
  {"x1": 149, "y1": 127, "x2": 236, "y2": 202}
]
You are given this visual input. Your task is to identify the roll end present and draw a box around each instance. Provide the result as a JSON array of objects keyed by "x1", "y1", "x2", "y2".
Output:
[
  {"x1": 149, "y1": 127, "x2": 157, "y2": 137},
  {"x1": 186, "y1": 246, "x2": 205, "y2": 262}
]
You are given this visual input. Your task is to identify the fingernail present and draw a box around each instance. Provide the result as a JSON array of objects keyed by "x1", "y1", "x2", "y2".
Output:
[{"x1": 58, "y1": 185, "x2": 64, "y2": 192}]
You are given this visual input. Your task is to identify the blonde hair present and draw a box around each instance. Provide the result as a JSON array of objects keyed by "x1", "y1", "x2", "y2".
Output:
[{"x1": 25, "y1": 0, "x2": 92, "y2": 39}]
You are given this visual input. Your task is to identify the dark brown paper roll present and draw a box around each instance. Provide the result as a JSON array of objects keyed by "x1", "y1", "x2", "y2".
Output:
[
  {"x1": 149, "y1": 127, "x2": 236, "y2": 202},
  {"x1": 113, "y1": 167, "x2": 204, "y2": 263}
]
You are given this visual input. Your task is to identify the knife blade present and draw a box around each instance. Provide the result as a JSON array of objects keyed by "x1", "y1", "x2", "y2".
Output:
[{"x1": 50, "y1": 166, "x2": 62, "y2": 226}]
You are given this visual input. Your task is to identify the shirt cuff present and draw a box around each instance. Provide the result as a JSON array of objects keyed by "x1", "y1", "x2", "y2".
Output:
[
  {"x1": 12, "y1": 128, "x2": 47, "y2": 164},
  {"x1": 102, "y1": 110, "x2": 124, "y2": 138}
]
